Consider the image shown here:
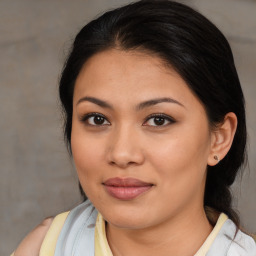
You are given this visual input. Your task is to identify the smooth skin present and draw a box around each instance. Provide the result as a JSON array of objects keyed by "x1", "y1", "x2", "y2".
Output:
[
  {"x1": 14, "y1": 49, "x2": 237, "y2": 256},
  {"x1": 71, "y1": 49, "x2": 237, "y2": 256},
  {"x1": 13, "y1": 217, "x2": 53, "y2": 256}
]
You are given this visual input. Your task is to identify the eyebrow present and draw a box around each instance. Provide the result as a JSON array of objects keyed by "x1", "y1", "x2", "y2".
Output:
[
  {"x1": 136, "y1": 97, "x2": 185, "y2": 110},
  {"x1": 76, "y1": 96, "x2": 184, "y2": 110},
  {"x1": 76, "y1": 96, "x2": 113, "y2": 109}
]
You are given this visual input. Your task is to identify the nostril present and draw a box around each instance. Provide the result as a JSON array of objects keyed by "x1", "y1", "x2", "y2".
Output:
[
  {"x1": 106, "y1": 137, "x2": 145, "y2": 168},
  {"x1": 109, "y1": 159, "x2": 138, "y2": 168}
]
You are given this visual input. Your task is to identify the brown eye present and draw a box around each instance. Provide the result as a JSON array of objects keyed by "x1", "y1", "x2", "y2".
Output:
[
  {"x1": 93, "y1": 116, "x2": 105, "y2": 125},
  {"x1": 143, "y1": 114, "x2": 175, "y2": 127},
  {"x1": 153, "y1": 117, "x2": 165, "y2": 126},
  {"x1": 81, "y1": 113, "x2": 110, "y2": 126}
]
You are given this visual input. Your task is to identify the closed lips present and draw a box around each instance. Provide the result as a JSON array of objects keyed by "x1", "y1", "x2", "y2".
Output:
[
  {"x1": 103, "y1": 177, "x2": 153, "y2": 187},
  {"x1": 103, "y1": 177, "x2": 153, "y2": 200}
]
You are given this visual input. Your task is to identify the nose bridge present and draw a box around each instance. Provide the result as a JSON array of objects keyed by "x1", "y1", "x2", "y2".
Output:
[{"x1": 107, "y1": 123, "x2": 144, "y2": 167}]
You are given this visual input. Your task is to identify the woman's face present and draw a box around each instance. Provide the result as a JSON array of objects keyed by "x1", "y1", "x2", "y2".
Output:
[{"x1": 71, "y1": 49, "x2": 213, "y2": 229}]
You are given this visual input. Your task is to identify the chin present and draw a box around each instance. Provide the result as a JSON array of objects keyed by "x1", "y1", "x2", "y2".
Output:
[
  {"x1": 87, "y1": 189, "x2": 160, "y2": 229},
  {"x1": 98, "y1": 203, "x2": 155, "y2": 230},
  {"x1": 106, "y1": 213, "x2": 151, "y2": 230}
]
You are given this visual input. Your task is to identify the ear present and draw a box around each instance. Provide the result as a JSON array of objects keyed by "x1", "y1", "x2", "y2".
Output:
[{"x1": 208, "y1": 112, "x2": 238, "y2": 166}]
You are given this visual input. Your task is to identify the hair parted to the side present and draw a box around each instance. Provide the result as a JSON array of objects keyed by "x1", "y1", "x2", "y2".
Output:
[{"x1": 59, "y1": 0, "x2": 247, "y2": 227}]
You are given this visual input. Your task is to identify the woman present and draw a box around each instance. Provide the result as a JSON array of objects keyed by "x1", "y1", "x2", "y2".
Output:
[{"x1": 12, "y1": 0, "x2": 256, "y2": 255}]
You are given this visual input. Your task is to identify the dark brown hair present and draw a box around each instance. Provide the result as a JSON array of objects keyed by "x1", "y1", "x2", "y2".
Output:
[{"x1": 59, "y1": 0, "x2": 247, "y2": 227}]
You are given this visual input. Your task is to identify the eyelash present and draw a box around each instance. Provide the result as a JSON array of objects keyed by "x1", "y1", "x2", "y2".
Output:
[
  {"x1": 79, "y1": 112, "x2": 110, "y2": 126},
  {"x1": 143, "y1": 113, "x2": 176, "y2": 127},
  {"x1": 79, "y1": 112, "x2": 176, "y2": 127}
]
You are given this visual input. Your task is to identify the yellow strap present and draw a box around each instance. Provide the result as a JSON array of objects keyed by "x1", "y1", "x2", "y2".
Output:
[
  {"x1": 95, "y1": 213, "x2": 113, "y2": 256},
  {"x1": 95, "y1": 213, "x2": 228, "y2": 256},
  {"x1": 194, "y1": 213, "x2": 228, "y2": 256},
  {"x1": 39, "y1": 211, "x2": 69, "y2": 256}
]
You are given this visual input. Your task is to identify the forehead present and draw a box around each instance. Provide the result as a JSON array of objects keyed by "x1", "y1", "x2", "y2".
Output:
[
  {"x1": 73, "y1": 49, "x2": 203, "y2": 112},
  {"x1": 76, "y1": 49, "x2": 173, "y2": 86}
]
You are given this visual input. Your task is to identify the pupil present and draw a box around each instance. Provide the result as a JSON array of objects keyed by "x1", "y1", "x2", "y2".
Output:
[
  {"x1": 94, "y1": 116, "x2": 104, "y2": 125},
  {"x1": 154, "y1": 117, "x2": 165, "y2": 125}
]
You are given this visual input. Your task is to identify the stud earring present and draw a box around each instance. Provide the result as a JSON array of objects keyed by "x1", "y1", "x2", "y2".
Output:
[{"x1": 214, "y1": 155, "x2": 220, "y2": 163}]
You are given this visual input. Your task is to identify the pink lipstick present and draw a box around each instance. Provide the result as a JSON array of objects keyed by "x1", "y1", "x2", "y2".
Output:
[{"x1": 103, "y1": 177, "x2": 153, "y2": 200}]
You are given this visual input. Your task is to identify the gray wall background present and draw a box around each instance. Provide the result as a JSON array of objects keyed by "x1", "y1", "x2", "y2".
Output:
[{"x1": 0, "y1": 0, "x2": 255, "y2": 255}]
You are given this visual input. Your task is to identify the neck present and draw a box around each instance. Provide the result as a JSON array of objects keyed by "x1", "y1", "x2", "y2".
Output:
[{"x1": 106, "y1": 205, "x2": 213, "y2": 256}]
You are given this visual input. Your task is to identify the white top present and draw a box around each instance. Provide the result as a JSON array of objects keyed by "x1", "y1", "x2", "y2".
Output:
[{"x1": 51, "y1": 200, "x2": 256, "y2": 256}]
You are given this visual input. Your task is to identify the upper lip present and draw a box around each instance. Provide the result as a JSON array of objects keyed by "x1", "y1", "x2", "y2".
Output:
[{"x1": 103, "y1": 177, "x2": 153, "y2": 187}]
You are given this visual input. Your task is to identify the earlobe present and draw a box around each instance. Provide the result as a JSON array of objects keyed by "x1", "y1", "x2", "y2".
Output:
[{"x1": 208, "y1": 112, "x2": 237, "y2": 166}]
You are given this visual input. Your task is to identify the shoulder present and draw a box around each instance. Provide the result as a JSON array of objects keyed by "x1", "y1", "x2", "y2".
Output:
[
  {"x1": 13, "y1": 217, "x2": 54, "y2": 256},
  {"x1": 13, "y1": 201, "x2": 96, "y2": 256},
  {"x1": 206, "y1": 217, "x2": 256, "y2": 256},
  {"x1": 218, "y1": 219, "x2": 256, "y2": 256},
  {"x1": 227, "y1": 228, "x2": 256, "y2": 256}
]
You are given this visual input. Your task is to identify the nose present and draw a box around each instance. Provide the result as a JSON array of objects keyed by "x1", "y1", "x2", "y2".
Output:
[{"x1": 106, "y1": 125, "x2": 145, "y2": 169}]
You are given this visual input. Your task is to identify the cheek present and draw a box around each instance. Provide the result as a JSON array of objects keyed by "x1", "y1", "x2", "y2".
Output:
[
  {"x1": 147, "y1": 122, "x2": 211, "y2": 189},
  {"x1": 71, "y1": 133, "x2": 106, "y2": 202},
  {"x1": 71, "y1": 125, "x2": 105, "y2": 183},
  {"x1": 150, "y1": 130, "x2": 209, "y2": 167}
]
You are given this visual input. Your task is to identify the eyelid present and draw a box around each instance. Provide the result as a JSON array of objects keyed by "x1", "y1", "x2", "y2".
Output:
[
  {"x1": 79, "y1": 112, "x2": 110, "y2": 125},
  {"x1": 143, "y1": 113, "x2": 176, "y2": 126},
  {"x1": 79, "y1": 112, "x2": 175, "y2": 127}
]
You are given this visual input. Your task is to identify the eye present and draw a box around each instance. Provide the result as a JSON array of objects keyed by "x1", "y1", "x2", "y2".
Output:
[
  {"x1": 80, "y1": 113, "x2": 110, "y2": 126},
  {"x1": 143, "y1": 114, "x2": 175, "y2": 127}
]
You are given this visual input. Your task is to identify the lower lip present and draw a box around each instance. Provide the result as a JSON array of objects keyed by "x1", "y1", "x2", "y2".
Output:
[{"x1": 104, "y1": 185, "x2": 153, "y2": 200}]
